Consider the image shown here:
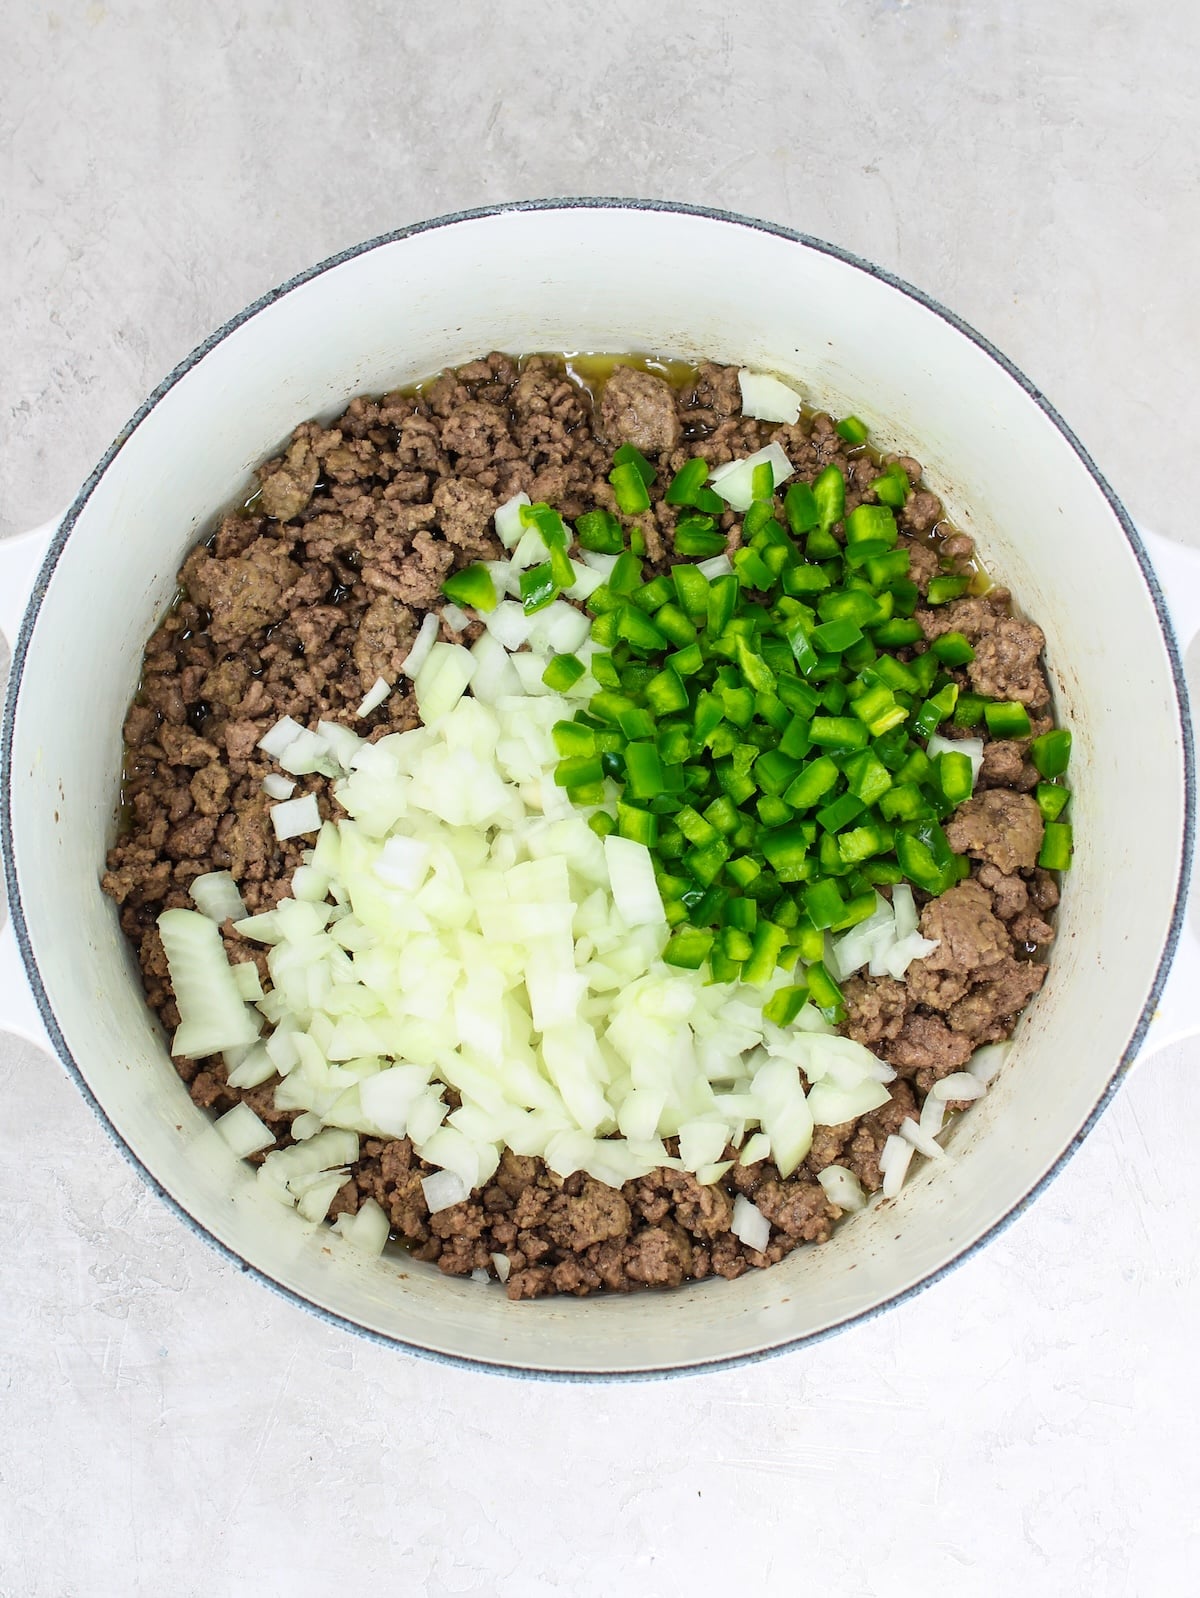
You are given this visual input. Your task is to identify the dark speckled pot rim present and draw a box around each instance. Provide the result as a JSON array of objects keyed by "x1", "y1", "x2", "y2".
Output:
[{"x1": 2, "y1": 198, "x2": 1195, "y2": 1381}]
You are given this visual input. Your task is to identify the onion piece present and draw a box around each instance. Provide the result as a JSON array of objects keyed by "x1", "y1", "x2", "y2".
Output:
[
  {"x1": 356, "y1": 676, "x2": 392, "y2": 718},
  {"x1": 708, "y1": 443, "x2": 794, "y2": 511},
  {"x1": 189, "y1": 870, "x2": 247, "y2": 926},
  {"x1": 490, "y1": 1251, "x2": 511, "y2": 1283},
  {"x1": 334, "y1": 1196, "x2": 391, "y2": 1256},
  {"x1": 741, "y1": 1131, "x2": 770, "y2": 1169},
  {"x1": 157, "y1": 908, "x2": 261, "y2": 1059},
  {"x1": 214, "y1": 1101, "x2": 275, "y2": 1159},
  {"x1": 441, "y1": 602, "x2": 471, "y2": 633},
  {"x1": 415, "y1": 642, "x2": 476, "y2": 725},
  {"x1": 932, "y1": 1072, "x2": 985, "y2": 1102},
  {"x1": 697, "y1": 553, "x2": 734, "y2": 578},
  {"x1": 257, "y1": 716, "x2": 305, "y2": 759},
  {"x1": 968, "y1": 1042, "x2": 1011, "y2": 1084},
  {"x1": 602, "y1": 835, "x2": 664, "y2": 928},
  {"x1": 494, "y1": 491, "x2": 532, "y2": 549},
  {"x1": 731, "y1": 1193, "x2": 771, "y2": 1252},
  {"x1": 891, "y1": 884, "x2": 918, "y2": 941},
  {"x1": 401, "y1": 612, "x2": 441, "y2": 681},
  {"x1": 231, "y1": 962, "x2": 264, "y2": 1003},
  {"x1": 879, "y1": 1133, "x2": 914, "y2": 1198},
  {"x1": 900, "y1": 1118, "x2": 950, "y2": 1161},
  {"x1": 483, "y1": 600, "x2": 535, "y2": 652},
  {"x1": 421, "y1": 1168, "x2": 469, "y2": 1214},
  {"x1": 270, "y1": 792, "x2": 322, "y2": 841},
  {"x1": 737, "y1": 369, "x2": 803, "y2": 424},
  {"x1": 816, "y1": 1164, "x2": 867, "y2": 1212},
  {"x1": 919, "y1": 1093, "x2": 947, "y2": 1137},
  {"x1": 263, "y1": 773, "x2": 297, "y2": 801}
]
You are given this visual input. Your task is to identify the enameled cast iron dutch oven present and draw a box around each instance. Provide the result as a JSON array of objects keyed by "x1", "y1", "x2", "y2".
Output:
[{"x1": 2, "y1": 202, "x2": 1196, "y2": 1379}]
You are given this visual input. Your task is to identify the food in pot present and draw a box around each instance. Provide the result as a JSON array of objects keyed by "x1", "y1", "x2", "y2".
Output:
[{"x1": 102, "y1": 354, "x2": 1073, "y2": 1298}]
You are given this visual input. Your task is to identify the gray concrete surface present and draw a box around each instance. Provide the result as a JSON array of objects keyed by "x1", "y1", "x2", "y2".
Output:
[{"x1": 2, "y1": 3, "x2": 1199, "y2": 1595}]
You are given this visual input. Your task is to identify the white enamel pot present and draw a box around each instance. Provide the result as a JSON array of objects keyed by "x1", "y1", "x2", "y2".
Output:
[{"x1": 2, "y1": 201, "x2": 1197, "y2": 1379}]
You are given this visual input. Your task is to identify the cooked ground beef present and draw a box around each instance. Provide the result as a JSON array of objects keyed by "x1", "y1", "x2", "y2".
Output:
[{"x1": 102, "y1": 354, "x2": 1060, "y2": 1298}]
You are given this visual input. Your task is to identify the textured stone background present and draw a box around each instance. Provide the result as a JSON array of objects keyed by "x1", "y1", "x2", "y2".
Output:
[{"x1": 2, "y1": 2, "x2": 1198, "y2": 1593}]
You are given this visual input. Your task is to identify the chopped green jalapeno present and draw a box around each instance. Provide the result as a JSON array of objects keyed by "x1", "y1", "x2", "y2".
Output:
[
  {"x1": 784, "y1": 481, "x2": 820, "y2": 535},
  {"x1": 612, "y1": 443, "x2": 655, "y2": 487},
  {"x1": 871, "y1": 464, "x2": 910, "y2": 508},
  {"x1": 983, "y1": 700, "x2": 1032, "y2": 739},
  {"x1": 1038, "y1": 821, "x2": 1073, "y2": 871},
  {"x1": 537, "y1": 434, "x2": 1073, "y2": 989},
  {"x1": 925, "y1": 575, "x2": 970, "y2": 605},
  {"x1": 673, "y1": 516, "x2": 728, "y2": 557},
  {"x1": 609, "y1": 460, "x2": 652, "y2": 514},
  {"x1": 812, "y1": 465, "x2": 845, "y2": 533},
  {"x1": 1030, "y1": 728, "x2": 1072, "y2": 779},
  {"x1": 520, "y1": 562, "x2": 558, "y2": 613},
  {"x1": 441, "y1": 562, "x2": 497, "y2": 613},
  {"x1": 542, "y1": 654, "x2": 586, "y2": 692},
  {"x1": 575, "y1": 508, "x2": 625, "y2": 553},
  {"x1": 1036, "y1": 783, "x2": 1071, "y2": 822},
  {"x1": 931, "y1": 631, "x2": 976, "y2": 666}
]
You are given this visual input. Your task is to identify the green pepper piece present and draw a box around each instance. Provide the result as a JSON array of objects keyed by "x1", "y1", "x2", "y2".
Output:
[
  {"x1": 520, "y1": 562, "x2": 558, "y2": 613},
  {"x1": 1030, "y1": 728, "x2": 1072, "y2": 779},
  {"x1": 812, "y1": 465, "x2": 845, "y2": 532},
  {"x1": 441, "y1": 562, "x2": 498, "y2": 613},
  {"x1": 609, "y1": 460, "x2": 652, "y2": 515},
  {"x1": 542, "y1": 654, "x2": 586, "y2": 692},
  {"x1": 835, "y1": 415, "x2": 869, "y2": 445},
  {"x1": 983, "y1": 700, "x2": 1032, "y2": 740}
]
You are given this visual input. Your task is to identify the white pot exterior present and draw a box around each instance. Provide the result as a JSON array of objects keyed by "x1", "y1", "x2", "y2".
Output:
[{"x1": 1, "y1": 203, "x2": 1194, "y2": 1377}]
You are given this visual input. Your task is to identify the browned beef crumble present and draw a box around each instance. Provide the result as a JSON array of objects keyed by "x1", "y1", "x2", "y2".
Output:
[{"x1": 101, "y1": 354, "x2": 1059, "y2": 1300}]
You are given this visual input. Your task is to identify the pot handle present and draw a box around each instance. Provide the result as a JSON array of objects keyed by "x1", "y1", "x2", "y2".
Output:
[
  {"x1": 1, "y1": 514, "x2": 62, "y2": 1053},
  {"x1": 0, "y1": 513, "x2": 60, "y2": 655},
  {"x1": 1136, "y1": 527, "x2": 1200, "y2": 1061},
  {"x1": 0, "y1": 918, "x2": 50, "y2": 1051}
]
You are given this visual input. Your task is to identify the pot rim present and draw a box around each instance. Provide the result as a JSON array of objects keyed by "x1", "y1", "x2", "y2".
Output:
[{"x1": 3, "y1": 197, "x2": 1194, "y2": 1381}]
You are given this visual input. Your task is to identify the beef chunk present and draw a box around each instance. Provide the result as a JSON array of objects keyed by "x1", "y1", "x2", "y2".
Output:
[
  {"x1": 181, "y1": 539, "x2": 301, "y2": 642},
  {"x1": 258, "y1": 437, "x2": 320, "y2": 521},
  {"x1": 945, "y1": 789, "x2": 1044, "y2": 875},
  {"x1": 597, "y1": 366, "x2": 683, "y2": 454}
]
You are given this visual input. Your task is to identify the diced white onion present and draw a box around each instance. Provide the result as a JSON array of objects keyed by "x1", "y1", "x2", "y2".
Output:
[
  {"x1": 891, "y1": 884, "x2": 918, "y2": 941},
  {"x1": 708, "y1": 443, "x2": 794, "y2": 512},
  {"x1": 969, "y1": 1042, "x2": 1011, "y2": 1085},
  {"x1": 214, "y1": 1101, "x2": 276, "y2": 1159},
  {"x1": 270, "y1": 792, "x2": 322, "y2": 840},
  {"x1": 602, "y1": 835, "x2": 664, "y2": 928},
  {"x1": 356, "y1": 676, "x2": 392, "y2": 718},
  {"x1": 919, "y1": 1093, "x2": 947, "y2": 1137},
  {"x1": 421, "y1": 1168, "x2": 469, "y2": 1214},
  {"x1": 401, "y1": 612, "x2": 442, "y2": 681},
  {"x1": 879, "y1": 1133, "x2": 914, "y2": 1198},
  {"x1": 415, "y1": 642, "x2": 476, "y2": 724},
  {"x1": 900, "y1": 1118, "x2": 950, "y2": 1161},
  {"x1": 697, "y1": 553, "x2": 734, "y2": 579},
  {"x1": 442, "y1": 602, "x2": 471, "y2": 633},
  {"x1": 257, "y1": 716, "x2": 305, "y2": 760},
  {"x1": 189, "y1": 870, "x2": 247, "y2": 925},
  {"x1": 231, "y1": 962, "x2": 264, "y2": 1002},
  {"x1": 263, "y1": 773, "x2": 297, "y2": 800},
  {"x1": 817, "y1": 1164, "x2": 867, "y2": 1212},
  {"x1": 731, "y1": 1193, "x2": 771, "y2": 1252},
  {"x1": 739, "y1": 1132, "x2": 771, "y2": 1166},
  {"x1": 157, "y1": 908, "x2": 261, "y2": 1059},
  {"x1": 494, "y1": 492, "x2": 532, "y2": 550},
  {"x1": 334, "y1": 1196, "x2": 391, "y2": 1256},
  {"x1": 483, "y1": 600, "x2": 535, "y2": 651},
  {"x1": 491, "y1": 1251, "x2": 511, "y2": 1283},
  {"x1": 932, "y1": 1072, "x2": 985, "y2": 1102},
  {"x1": 737, "y1": 369, "x2": 803, "y2": 424}
]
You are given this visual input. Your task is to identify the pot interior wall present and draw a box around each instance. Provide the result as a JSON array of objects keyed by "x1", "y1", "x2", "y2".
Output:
[{"x1": 6, "y1": 208, "x2": 1186, "y2": 1373}]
